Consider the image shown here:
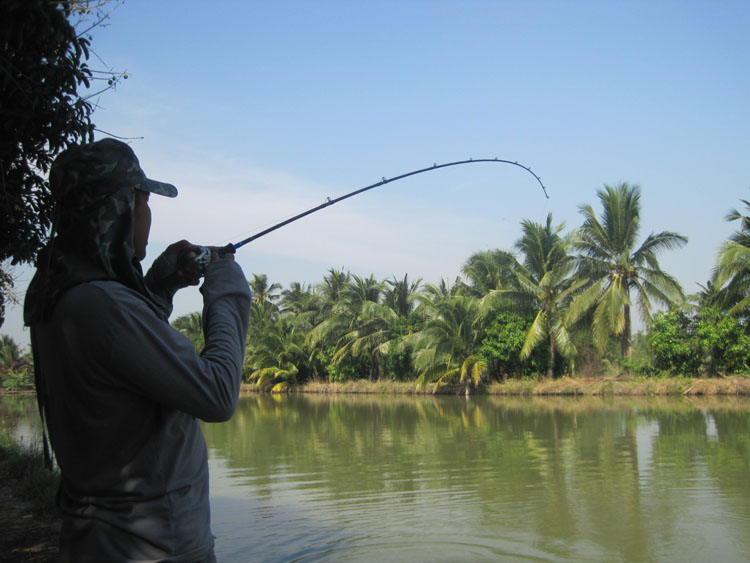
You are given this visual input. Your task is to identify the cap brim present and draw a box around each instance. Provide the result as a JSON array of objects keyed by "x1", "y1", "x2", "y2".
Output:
[{"x1": 143, "y1": 178, "x2": 178, "y2": 198}]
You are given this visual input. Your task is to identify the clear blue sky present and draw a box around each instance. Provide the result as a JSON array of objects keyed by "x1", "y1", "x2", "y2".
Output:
[{"x1": 5, "y1": 0, "x2": 749, "y2": 346}]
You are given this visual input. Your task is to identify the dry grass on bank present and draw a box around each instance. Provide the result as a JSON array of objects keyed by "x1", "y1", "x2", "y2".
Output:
[
  {"x1": 243, "y1": 380, "x2": 426, "y2": 395},
  {"x1": 241, "y1": 375, "x2": 750, "y2": 396},
  {"x1": 494, "y1": 375, "x2": 750, "y2": 396}
]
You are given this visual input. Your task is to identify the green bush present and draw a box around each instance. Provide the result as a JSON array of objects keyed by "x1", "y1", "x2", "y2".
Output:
[
  {"x1": 379, "y1": 338, "x2": 415, "y2": 381},
  {"x1": 695, "y1": 308, "x2": 750, "y2": 374},
  {"x1": 317, "y1": 346, "x2": 372, "y2": 382},
  {"x1": 647, "y1": 311, "x2": 701, "y2": 375},
  {"x1": 479, "y1": 311, "x2": 548, "y2": 378}
]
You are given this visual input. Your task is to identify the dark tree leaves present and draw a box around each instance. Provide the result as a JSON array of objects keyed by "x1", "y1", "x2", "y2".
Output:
[{"x1": 0, "y1": 0, "x2": 95, "y2": 267}]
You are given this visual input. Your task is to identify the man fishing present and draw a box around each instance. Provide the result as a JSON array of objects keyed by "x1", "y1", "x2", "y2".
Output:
[{"x1": 23, "y1": 138, "x2": 251, "y2": 562}]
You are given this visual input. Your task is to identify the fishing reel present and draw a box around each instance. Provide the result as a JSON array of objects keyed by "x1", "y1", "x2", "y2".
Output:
[
  {"x1": 182, "y1": 244, "x2": 236, "y2": 277},
  {"x1": 193, "y1": 246, "x2": 213, "y2": 269}
]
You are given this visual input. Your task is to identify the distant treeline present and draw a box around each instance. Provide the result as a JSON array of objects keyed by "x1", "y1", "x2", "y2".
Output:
[
  {"x1": 3, "y1": 184, "x2": 748, "y2": 394},
  {"x1": 167, "y1": 184, "x2": 750, "y2": 392}
]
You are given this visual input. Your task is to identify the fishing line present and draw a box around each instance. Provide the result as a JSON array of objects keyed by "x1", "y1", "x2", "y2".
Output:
[{"x1": 209, "y1": 157, "x2": 548, "y2": 259}]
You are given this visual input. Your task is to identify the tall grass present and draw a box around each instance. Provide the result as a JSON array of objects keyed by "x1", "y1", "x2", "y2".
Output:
[{"x1": 0, "y1": 428, "x2": 59, "y2": 516}]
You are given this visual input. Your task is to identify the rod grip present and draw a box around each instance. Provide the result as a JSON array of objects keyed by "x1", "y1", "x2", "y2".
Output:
[{"x1": 217, "y1": 243, "x2": 236, "y2": 256}]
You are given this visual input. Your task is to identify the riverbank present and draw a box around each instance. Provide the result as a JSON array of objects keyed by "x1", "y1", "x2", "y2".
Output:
[
  {"x1": 241, "y1": 374, "x2": 750, "y2": 396},
  {"x1": 0, "y1": 437, "x2": 60, "y2": 562}
]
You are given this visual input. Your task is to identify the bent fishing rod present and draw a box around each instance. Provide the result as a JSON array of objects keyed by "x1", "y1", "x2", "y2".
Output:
[{"x1": 192, "y1": 158, "x2": 549, "y2": 266}]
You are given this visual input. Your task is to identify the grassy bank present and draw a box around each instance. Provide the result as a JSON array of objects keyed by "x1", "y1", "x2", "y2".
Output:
[
  {"x1": 0, "y1": 428, "x2": 61, "y2": 562},
  {"x1": 486, "y1": 375, "x2": 750, "y2": 396},
  {"x1": 0, "y1": 429, "x2": 59, "y2": 516},
  {"x1": 241, "y1": 375, "x2": 750, "y2": 396}
]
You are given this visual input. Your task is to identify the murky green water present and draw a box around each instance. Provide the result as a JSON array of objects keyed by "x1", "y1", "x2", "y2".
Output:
[{"x1": 4, "y1": 394, "x2": 750, "y2": 562}]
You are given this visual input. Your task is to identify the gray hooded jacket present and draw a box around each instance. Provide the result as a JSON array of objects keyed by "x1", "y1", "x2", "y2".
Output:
[{"x1": 24, "y1": 139, "x2": 251, "y2": 561}]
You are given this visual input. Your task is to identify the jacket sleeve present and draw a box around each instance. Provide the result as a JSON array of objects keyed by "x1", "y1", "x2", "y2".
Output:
[
  {"x1": 96, "y1": 259, "x2": 251, "y2": 422},
  {"x1": 143, "y1": 253, "x2": 179, "y2": 318}
]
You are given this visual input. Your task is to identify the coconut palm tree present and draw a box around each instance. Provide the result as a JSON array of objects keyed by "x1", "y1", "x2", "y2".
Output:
[
  {"x1": 317, "y1": 268, "x2": 350, "y2": 307},
  {"x1": 383, "y1": 274, "x2": 422, "y2": 318},
  {"x1": 506, "y1": 214, "x2": 584, "y2": 377},
  {"x1": 245, "y1": 316, "x2": 307, "y2": 392},
  {"x1": 713, "y1": 197, "x2": 750, "y2": 316},
  {"x1": 405, "y1": 292, "x2": 487, "y2": 393},
  {"x1": 308, "y1": 272, "x2": 368, "y2": 345},
  {"x1": 280, "y1": 282, "x2": 315, "y2": 315},
  {"x1": 249, "y1": 273, "x2": 282, "y2": 306},
  {"x1": 462, "y1": 249, "x2": 519, "y2": 296},
  {"x1": 309, "y1": 274, "x2": 383, "y2": 380},
  {"x1": 346, "y1": 274, "x2": 383, "y2": 307},
  {"x1": 571, "y1": 183, "x2": 687, "y2": 359},
  {"x1": 417, "y1": 277, "x2": 468, "y2": 308},
  {"x1": 725, "y1": 198, "x2": 750, "y2": 244},
  {"x1": 333, "y1": 275, "x2": 423, "y2": 379}
]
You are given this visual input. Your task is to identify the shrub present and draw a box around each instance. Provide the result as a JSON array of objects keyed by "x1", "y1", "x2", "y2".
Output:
[
  {"x1": 479, "y1": 311, "x2": 548, "y2": 378},
  {"x1": 647, "y1": 311, "x2": 701, "y2": 375}
]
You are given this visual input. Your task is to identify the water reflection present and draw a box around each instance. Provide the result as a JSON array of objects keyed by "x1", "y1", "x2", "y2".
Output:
[
  {"x1": 0, "y1": 394, "x2": 43, "y2": 446},
  {"x1": 200, "y1": 395, "x2": 750, "y2": 562},
  {"x1": 3, "y1": 394, "x2": 750, "y2": 561}
]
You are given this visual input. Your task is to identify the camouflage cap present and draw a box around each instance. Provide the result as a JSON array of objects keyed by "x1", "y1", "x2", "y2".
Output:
[{"x1": 50, "y1": 138, "x2": 178, "y2": 202}]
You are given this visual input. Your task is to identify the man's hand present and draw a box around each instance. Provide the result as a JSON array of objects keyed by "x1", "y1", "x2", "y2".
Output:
[
  {"x1": 163, "y1": 240, "x2": 204, "y2": 287},
  {"x1": 151, "y1": 240, "x2": 235, "y2": 293},
  {"x1": 206, "y1": 245, "x2": 235, "y2": 262}
]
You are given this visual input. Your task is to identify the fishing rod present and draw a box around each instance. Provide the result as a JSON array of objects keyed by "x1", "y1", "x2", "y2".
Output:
[{"x1": 193, "y1": 157, "x2": 549, "y2": 266}]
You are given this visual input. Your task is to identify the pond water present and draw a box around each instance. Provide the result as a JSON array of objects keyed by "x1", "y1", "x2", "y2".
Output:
[{"x1": 4, "y1": 394, "x2": 750, "y2": 562}]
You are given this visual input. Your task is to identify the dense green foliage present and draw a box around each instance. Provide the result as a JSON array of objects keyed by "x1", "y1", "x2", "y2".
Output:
[
  {"x1": 648, "y1": 308, "x2": 750, "y2": 377},
  {"x1": 0, "y1": 0, "x2": 124, "y2": 327},
  {"x1": 1, "y1": 0, "x2": 94, "y2": 267},
  {"x1": 479, "y1": 311, "x2": 547, "y2": 377},
  {"x1": 647, "y1": 311, "x2": 701, "y2": 374}
]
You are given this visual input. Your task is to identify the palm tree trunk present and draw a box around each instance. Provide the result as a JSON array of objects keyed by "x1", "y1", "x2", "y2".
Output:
[
  {"x1": 548, "y1": 332, "x2": 556, "y2": 379},
  {"x1": 622, "y1": 304, "x2": 632, "y2": 359},
  {"x1": 621, "y1": 303, "x2": 632, "y2": 377}
]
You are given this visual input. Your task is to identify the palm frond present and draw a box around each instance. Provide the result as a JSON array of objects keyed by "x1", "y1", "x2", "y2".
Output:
[{"x1": 521, "y1": 309, "x2": 548, "y2": 359}]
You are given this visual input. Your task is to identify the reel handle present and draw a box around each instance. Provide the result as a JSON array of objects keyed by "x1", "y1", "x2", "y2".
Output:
[{"x1": 191, "y1": 243, "x2": 237, "y2": 274}]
